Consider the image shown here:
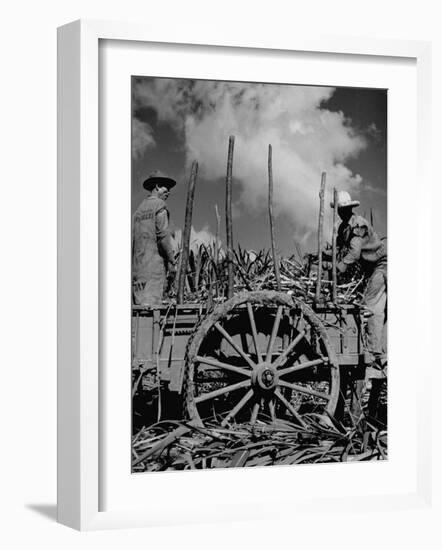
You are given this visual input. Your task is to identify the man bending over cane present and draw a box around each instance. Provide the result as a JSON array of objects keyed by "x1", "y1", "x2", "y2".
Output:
[{"x1": 330, "y1": 191, "x2": 387, "y2": 380}]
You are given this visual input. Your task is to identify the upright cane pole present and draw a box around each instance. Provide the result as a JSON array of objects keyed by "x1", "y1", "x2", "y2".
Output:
[
  {"x1": 225, "y1": 136, "x2": 235, "y2": 299},
  {"x1": 332, "y1": 187, "x2": 338, "y2": 303},
  {"x1": 211, "y1": 203, "x2": 221, "y2": 304},
  {"x1": 268, "y1": 145, "x2": 281, "y2": 291},
  {"x1": 214, "y1": 203, "x2": 221, "y2": 264},
  {"x1": 315, "y1": 171, "x2": 326, "y2": 303},
  {"x1": 177, "y1": 161, "x2": 198, "y2": 304}
]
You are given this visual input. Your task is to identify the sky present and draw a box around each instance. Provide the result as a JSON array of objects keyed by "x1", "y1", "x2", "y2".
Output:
[{"x1": 131, "y1": 76, "x2": 387, "y2": 256}]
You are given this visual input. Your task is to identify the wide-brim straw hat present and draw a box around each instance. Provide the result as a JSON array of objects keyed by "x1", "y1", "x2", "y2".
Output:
[
  {"x1": 143, "y1": 170, "x2": 177, "y2": 191},
  {"x1": 330, "y1": 190, "x2": 360, "y2": 209}
]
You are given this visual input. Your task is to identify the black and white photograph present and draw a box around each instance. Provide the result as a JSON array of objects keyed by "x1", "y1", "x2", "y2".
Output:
[
  {"x1": 131, "y1": 76, "x2": 387, "y2": 472},
  {"x1": 3, "y1": 0, "x2": 439, "y2": 542}
]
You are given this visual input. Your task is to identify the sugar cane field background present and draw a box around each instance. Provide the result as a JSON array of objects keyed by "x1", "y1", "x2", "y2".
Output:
[{"x1": 131, "y1": 77, "x2": 387, "y2": 472}]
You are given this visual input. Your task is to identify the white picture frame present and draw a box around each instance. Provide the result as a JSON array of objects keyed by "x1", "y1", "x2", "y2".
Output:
[{"x1": 57, "y1": 19, "x2": 432, "y2": 531}]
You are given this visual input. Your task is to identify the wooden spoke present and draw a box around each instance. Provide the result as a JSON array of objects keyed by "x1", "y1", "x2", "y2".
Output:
[
  {"x1": 247, "y1": 303, "x2": 262, "y2": 363},
  {"x1": 194, "y1": 379, "x2": 251, "y2": 404},
  {"x1": 274, "y1": 389, "x2": 308, "y2": 428},
  {"x1": 268, "y1": 399, "x2": 276, "y2": 423},
  {"x1": 278, "y1": 357, "x2": 326, "y2": 377},
  {"x1": 272, "y1": 330, "x2": 306, "y2": 368},
  {"x1": 266, "y1": 306, "x2": 283, "y2": 362},
  {"x1": 221, "y1": 389, "x2": 254, "y2": 427},
  {"x1": 214, "y1": 322, "x2": 256, "y2": 369},
  {"x1": 195, "y1": 356, "x2": 251, "y2": 378},
  {"x1": 250, "y1": 401, "x2": 260, "y2": 425},
  {"x1": 278, "y1": 380, "x2": 331, "y2": 401}
]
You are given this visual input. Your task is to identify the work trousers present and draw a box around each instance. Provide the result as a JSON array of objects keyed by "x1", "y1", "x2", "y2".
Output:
[
  {"x1": 133, "y1": 247, "x2": 166, "y2": 307},
  {"x1": 363, "y1": 262, "x2": 387, "y2": 364}
]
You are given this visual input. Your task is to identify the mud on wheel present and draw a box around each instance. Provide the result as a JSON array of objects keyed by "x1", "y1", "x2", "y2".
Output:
[{"x1": 184, "y1": 290, "x2": 340, "y2": 428}]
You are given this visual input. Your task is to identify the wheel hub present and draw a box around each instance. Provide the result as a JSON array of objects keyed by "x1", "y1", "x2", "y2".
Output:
[{"x1": 252, "y1": 363, "x2": 279, "y2": 391}]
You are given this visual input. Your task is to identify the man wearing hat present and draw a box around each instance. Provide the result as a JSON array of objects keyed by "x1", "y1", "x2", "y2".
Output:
[
  {"x1": 331, "y1": 191, "x2": 387, "y2": 378},
  {"x1": 132, "y1": 170, "x2": 177, "y2": 306}
]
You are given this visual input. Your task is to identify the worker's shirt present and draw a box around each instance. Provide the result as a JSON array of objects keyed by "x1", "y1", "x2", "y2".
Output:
[
  {"x1": 132, "y1": 196, "x2": 171, "y2": 280},
  {"x1": 337, "y1": 214, "x2": 387, "y2": 274}
]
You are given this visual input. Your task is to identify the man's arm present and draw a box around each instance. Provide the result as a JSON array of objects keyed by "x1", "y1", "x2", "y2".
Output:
[
  {"x1": 156, "y1": 209, "x2": 176, "y2": 269},
  {"x1": 337, "y1": 236, "x2": 362, "y2": 273}
]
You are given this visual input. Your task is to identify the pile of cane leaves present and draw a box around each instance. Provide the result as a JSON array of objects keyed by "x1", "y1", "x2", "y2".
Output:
[
  {"x1": 132, "y1": 414, "x2": 387, "y2": 472},
  {"x1": 171, "y1": 244, "x2": 365, "y2": 306}
]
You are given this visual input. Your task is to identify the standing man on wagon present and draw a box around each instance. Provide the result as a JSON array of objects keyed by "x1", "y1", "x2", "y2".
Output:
[
  {"x1": 330, "y1": 191, "x2": 387, "y2": 377},
  {"x1": 132, "y1": 170, "x2": 178, "y2": 307}
]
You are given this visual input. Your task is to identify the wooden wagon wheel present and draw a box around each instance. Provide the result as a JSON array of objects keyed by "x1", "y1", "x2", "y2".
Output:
[{"x1": 184, "y1": 290, "x2": 340, "y2": 428}]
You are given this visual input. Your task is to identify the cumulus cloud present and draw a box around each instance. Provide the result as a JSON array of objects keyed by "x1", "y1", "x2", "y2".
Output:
[
  {"x1": 133, "y1": 78, "x2": 367, "y2": 240},
  {"x1": 132, "y1": 118, "x2": 155, "y2": 159}
]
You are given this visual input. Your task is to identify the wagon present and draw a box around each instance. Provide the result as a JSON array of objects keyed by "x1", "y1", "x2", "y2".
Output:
[{"x1": 132, "y1": 289, "x2": 370, "y2": 428}]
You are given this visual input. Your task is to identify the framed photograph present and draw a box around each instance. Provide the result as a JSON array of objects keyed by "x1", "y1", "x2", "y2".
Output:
[{"x1": 57, "y1": 19, "x2": 432, "y2": 530}]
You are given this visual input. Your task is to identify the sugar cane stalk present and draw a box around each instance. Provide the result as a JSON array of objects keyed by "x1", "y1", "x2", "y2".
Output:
[
  {"x1": 332, "y1": 187, "x2": 338, "y2": 303},
  {"x1": 268, "y1": 144, "x2": 281, "y2": 291},
  {"x1": 214, "y1": 203, "x2": 221, "y2": 264},
  {"x1": 177, "y1": 161, "x2": 198, "y2": 304},
  {"x1": 209, "y1": 203, "x2": 221, "y2": 305},
  {"x1": 315, "y1": 171, "x2": 326, "y2": 303},
  {"x1": 225, "y1": 136, "x2": 235, "y2": 299}
]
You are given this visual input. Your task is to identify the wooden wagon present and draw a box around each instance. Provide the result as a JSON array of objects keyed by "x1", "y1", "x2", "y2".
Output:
[{"x1": 132, "y1": 289, "x2": 370, "y2": 428}]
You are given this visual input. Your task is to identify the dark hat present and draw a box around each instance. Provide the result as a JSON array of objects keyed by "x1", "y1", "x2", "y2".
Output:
[{"x1": 142, "y1": 170, "x2": 177, "y2": 191}]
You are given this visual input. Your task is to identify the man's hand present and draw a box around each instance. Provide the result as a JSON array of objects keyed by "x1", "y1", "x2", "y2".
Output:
[
  {"x1": 322, "y1": 261, "x2": 332, "y2": 270},
  {"x1": 167, "y1": 261, "x2": 176, "y2": 288},
  {"x1": 167, "y1": 260, "x2": 177, "y2": 277},
  {"x1": 164, "y1": 261, "x2": 177, "y2": 296}
]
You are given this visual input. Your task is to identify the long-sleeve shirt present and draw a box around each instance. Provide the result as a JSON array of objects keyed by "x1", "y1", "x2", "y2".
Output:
[
  {"x1": 337, "y1": 214, "x2": 387, "y2": 274},
  {"x1": 132, "y1": 197, "x2": 175, "y2": 274},
  {"x1": 132, "y1": 196, "x2": 175, "y2": 306}
]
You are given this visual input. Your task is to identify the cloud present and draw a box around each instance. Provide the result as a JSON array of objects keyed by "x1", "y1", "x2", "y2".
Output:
[
  {"x1": 366, "y1": 122, "x2": 382, "y2": 142},
  {"x1": 173, "y1": 225, "x2": 221, "y2": 253},
  {"x1": 361, "y1": 181, "x2": 387, "y2": 197},
  {"x1": 133, "y1": 78, "x2": 367, "y2": 240},
  {"x1": 132, "y1": 118, "x2": 155, "y2": 159}
]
